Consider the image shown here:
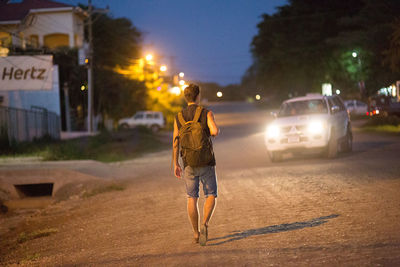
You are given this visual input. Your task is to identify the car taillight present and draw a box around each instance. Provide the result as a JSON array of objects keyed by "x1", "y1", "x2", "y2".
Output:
[{"x1": 366, "y1": 112, "x2": 369, "y2": 116}]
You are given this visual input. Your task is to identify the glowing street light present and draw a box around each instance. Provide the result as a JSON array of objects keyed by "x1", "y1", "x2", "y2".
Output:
[
  {"x1": 352, "y1": 52, "x2": 357, "y2": 58},
  {"x1": 255, "y1": 94, "x2": 261, "y2": 100},
  {"x1": 81, "y1": 85, "x2": 86, "y2": 91},
  {"x1": 160, "y1": 65, "x2": 167, "y2": 72},
  {"x1": 170, "y1": 86, "x2": 181, "y2": 96},
  {"x1": 179, "y1": 72, "x2": 185, "y2": 78},
  {"x1": 179, "y1": 80, "x2": 185, "y2": 86},
  {"x1": 217, "y1": 91, "x2": 223, "y2": 98},
  {"x1": 145, "y1": 54, "x2": 153, "y2": 61}
]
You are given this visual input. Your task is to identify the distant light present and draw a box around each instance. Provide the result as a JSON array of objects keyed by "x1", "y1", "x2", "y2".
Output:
[
  {"x1": 336, "y1": 89, "x2": 341, "y2": 95},
  {"x1": 352, "y1": 52, "x2": 357, "y2": 58},
  {"x1": 170, "y1": 86, "x2": 181, "y2": 96},
  {"x1": 182, "y1": 84, "x2": 188, "y2": 90},
  {"x1": 179, "y1": 80, "x2": 185, "y2": 86},
  {"x1": 85, "y1": 58, "x2": 89, "y2": 64},
  {"x1": 145, "y1": 54, "x2": 153, "y2": 61},
  {"x1": 376, "y1": 109, "x2": 380, "y2": 115},
  {"x1": 160, "y1": 65, "x2": 167, "y2": 72},
  {"x1": 0, "y1": 47, "x2": 10, "y2": 57},
  {"x1": 255, "y1": 94, "x2": 261, "y2": 100},
  {"x1": 217, "y1": 91, "x2": 223, "y2": 98},
  {"x1": 179, "y1": 72, "x2": 184, "y2": 78},
  {"x1": 80, "y1": 85, "x2": 86, "y2": 91}
]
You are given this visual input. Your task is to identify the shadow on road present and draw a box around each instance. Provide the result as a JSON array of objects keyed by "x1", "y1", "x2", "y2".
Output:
[{"x1": 208, "y1": 214, "x2": 339, "y2": 246}]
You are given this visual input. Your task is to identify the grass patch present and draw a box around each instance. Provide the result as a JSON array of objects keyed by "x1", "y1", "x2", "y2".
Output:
[
  {"x1": 17, "y1": 228, "x2": 58, "y2": 244},
  {"x1": 361, "y1": 115, "x2": 400, "y2": 134},
  {"x1": 364, "y1": 115, "x2": 400, "y2": 126},
  {"x1": 0, "y1": 127, "x2": 170, "y2": 162},
  {"x1": 362, "y1": 125, "x2": 400, "y2": 134},
  {"x1": 83, "y1": 184, "x2": 125, "y2": 198}
]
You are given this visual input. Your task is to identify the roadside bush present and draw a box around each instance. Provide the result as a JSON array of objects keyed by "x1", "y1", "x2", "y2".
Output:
[
  {"x1": 0, "y1": 125, "x2": 9, "y2": 151},
  {"x1": 1, "y1": 125, "x2": 169, "y2": 162},
  {"x1": 42, "y1": 142, "x2": 84, "y2": 161},
  {"x1": 365, "y1": 115, "x2": 400, "y2": 126}
]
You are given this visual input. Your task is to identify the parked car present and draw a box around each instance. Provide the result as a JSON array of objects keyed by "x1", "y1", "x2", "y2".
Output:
[
  {"x1": 265, "y1": 94, "x2": 352, "y2": 162},
  {"x1": 368, "y1": 96, "x2": 400, "y2": 117},
  {"x1": 118, "y1": 111, "x2": 165, "y2": 132},
  {"x1": 344, "y1": 100, "x2": 368, "y2": 115}
]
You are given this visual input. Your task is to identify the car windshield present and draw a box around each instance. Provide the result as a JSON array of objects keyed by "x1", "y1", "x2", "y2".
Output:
[{"x1": 278, "y1": 99, "x2": 328, "y2": 117}]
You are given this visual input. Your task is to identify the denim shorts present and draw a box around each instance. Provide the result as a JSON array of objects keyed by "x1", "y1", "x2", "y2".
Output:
[{"x1": 183, "y1": 165, "x2": 217, "y2": 198}]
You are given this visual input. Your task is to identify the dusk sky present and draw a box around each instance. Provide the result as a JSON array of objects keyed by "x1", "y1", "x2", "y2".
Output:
[{"x1": 63, "y1": 0, "x2": 288, "y2": 85}]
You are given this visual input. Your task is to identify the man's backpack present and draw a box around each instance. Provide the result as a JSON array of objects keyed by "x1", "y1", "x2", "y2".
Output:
[{"x1": 177, "y1": 106, "x2": 214, "y2": 167}]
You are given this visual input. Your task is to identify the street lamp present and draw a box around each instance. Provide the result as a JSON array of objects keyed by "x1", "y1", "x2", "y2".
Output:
[
  {"x1": 179, "y1": 80, "x2": 185, "y2": 86},
  {"x1": 352, "y1": 51, "x2": 365, "y2": 98},
  {"x1": 217, "y1": 91, "x2": 223, "y2": 98},
  {"x1": 145, "y1": 54, "x2": 153, "y2": 61},
  {"x1": 170, "y1": 86, "x2": 181, "y2": 96},
  {"x1": 179, "y1": 72, "x2": 184, "y2": 78},
  {"x1": 160, "y1": 65, "x2": 167, "y2": 72}
]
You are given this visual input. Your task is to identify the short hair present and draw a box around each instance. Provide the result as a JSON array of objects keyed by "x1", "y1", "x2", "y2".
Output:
[{"x1": 184, "y1": 84, "x2": 200, "y2": 102}]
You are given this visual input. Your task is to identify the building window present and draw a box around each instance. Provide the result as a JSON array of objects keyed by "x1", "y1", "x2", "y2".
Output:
[
  {"x1": 0, "y1": 32, "x2": 12, "y2": 47},
  {"x1": 30, "y1": 35, "x2": 39, "y2": 48},
  {"x1": 44, "y1": 33, "x2": 69, "y2": 49}
]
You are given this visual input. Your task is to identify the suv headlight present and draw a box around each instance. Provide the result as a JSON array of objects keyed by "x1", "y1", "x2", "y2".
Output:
[
  {"x1": 307, "y1": 120, "x2": 325, "y2": 135},
  {"x1": 266, "y1": 125, "x2": 280, "y2": 139}
]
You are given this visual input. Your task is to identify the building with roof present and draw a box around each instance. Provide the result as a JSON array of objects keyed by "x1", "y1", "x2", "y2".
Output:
[{"x1": 0, "y1": 0, "x2": 86, "y2": 54}]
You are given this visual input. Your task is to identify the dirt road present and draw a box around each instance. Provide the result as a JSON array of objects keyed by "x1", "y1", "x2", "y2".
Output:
[{"x1": 1, "y1": 102, "x2": 400, "y2": 266}]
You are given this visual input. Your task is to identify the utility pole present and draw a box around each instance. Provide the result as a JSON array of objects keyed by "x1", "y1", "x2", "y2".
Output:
[{"x1": 87, "y1": 0, "x2": 94, "y2": 133}]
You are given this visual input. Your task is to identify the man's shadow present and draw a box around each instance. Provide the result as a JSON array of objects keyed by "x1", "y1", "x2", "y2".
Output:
[{"x1": 208, "y1": 214, "x2": 339, "y2": 246}]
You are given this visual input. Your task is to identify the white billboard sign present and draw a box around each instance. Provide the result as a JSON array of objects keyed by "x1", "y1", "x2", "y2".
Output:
[
  {"x1": 0, "y1": 55, "x2": 53, "y2": 91},
  {"x1": 322, "y1": 83, "x2": 332, "y2": 96}
]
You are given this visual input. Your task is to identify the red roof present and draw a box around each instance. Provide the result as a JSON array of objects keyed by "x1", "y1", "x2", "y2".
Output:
[{"x1": 0, "y1": 0, "x2": 72, "y2": 23}]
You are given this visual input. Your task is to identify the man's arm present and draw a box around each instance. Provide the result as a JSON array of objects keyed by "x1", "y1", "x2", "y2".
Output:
[
  {"x1": 173, "y1": 119, "x2": 182, "y2": 178},
  {"x1": 207, "y1": 111, "x2": 219, "y2": 137}
]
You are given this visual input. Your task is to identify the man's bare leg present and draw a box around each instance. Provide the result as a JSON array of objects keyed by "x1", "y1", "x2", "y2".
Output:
[
  {"x1": 199, "y1": 196, "x2": 216, "y2": 245},
  {"x1": 203, "y1": 196, "x2": 216, "y2": 226},
  {"x1": 187, "y1": 197, "x2": 200, "y2": 240}
]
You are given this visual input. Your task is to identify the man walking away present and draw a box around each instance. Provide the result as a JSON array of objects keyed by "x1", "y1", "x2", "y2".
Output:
[{"x1": 173, "y1": 84, "x2": 219, "y2": 246}]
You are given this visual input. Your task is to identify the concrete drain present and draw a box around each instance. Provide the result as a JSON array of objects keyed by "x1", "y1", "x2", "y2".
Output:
[{"x1": 14, "y1": 183, "x2": 54, "y2": 198}]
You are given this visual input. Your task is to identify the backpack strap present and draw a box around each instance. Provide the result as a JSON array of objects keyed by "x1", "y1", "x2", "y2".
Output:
[
  {"x1": 177, "y1": 112, "x2": 186, "y2": 126},
  {"x1": 193, "y1": 106, "x2": 203, "y2": 123}
]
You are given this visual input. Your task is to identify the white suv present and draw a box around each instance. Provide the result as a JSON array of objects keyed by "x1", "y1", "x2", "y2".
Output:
[
  {"x1": 344, "y1": 100, "x2": 368, "y2": 115},
  {"x1": 118, "y1": 111, "x2": 165, "y2": 132},
  {"x1": 265, "y1": 94, "x2": 352, "y2": 162}
]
